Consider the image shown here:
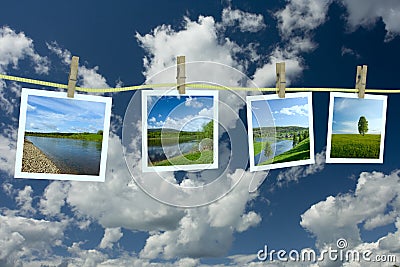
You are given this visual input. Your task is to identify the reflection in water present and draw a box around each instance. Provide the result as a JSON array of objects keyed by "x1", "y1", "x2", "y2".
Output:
[
  {"x1": 254, "y1": 138, "x2": 293, "y2": 165},
  {"x1": 26, "y1": 136, "x2": 102, "y2": 175},
  {"x1": 148, "y1": 140, "x2": 198, "y2": 163}
]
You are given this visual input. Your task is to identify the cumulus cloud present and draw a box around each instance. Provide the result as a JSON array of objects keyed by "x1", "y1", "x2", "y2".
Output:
[
  {"x1": 275, "y1": 0, "x2": 333, "y2": 38},
  {"x1": 275, "y1": 150, "x2": 326, "y2": 187},
  {"x1": 252, "y1": 0, "x2": 336, "y2": 88},
  {"x1": 99, "y1": 228, "x2": 123, "y2": 249},
  {"x1": 340, "y1": 0, "x2": 400, "y2": 41},
  {"x1": 0, "y1": 124, "x2": 17, "y2": 177},
  {"x1": 301, "y1": 170, "x2": 400, "y2": 251},
  {"x1": 0, "y1": 26, "x2": 49, "y2": 74},
  {"x1": 220, "y1": 7, "x2": 266, "y2": 32},
  {"x1": 139, "y1": 171, "x2": 262, "y2": 259},
  {"x1": 279, "y1": 104, "x2": 308, "y2": 116},
  {"x1": 15, "y1": 186, "x2": 35, "y2": 215},
  {"x1": 39, "y1": 181, "x2": 71, "y2": 217},
  {"x1": 0, "y1": 214, "x2": 67, "y2": 266}
]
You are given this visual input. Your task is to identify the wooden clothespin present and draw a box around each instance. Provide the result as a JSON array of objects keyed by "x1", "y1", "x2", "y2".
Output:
[
  {"x1": 276, "y1": 62, "x2": 286, "y2": 98},
  {"x1": 356, "y1": 65, "x2": 367, "y2": 98},
  {"x1": 176, "y1": 56, "x2": 186, "y2": 94},
  {"x1": 67, "y1": 56, "x2": 79, "y2": 98}
]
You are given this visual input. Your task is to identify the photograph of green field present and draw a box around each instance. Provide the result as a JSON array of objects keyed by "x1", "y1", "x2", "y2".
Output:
[
  {"x1": 142, "y1": 90, "x2": 218, "y2": 172},
  {"x1": 247, "y1": 92, "x2": 315, "y2": 171},
  {"x1": 327, "y1": 93, "x2": 387, "y2": 163}
]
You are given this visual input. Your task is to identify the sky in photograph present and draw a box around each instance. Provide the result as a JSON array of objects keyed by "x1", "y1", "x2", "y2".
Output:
[
  {"x1": 25, "y1": 95, "x2": 106, "y2": 133},
  {"x1": 147, "y1": 95, "x2": 214, "y2": 132},
  {"x1": 0, "y1": 1, "x2": 400, "y2": 266},
  {"x1": 252, "y1": 96, "x2": 310, "y2": 128},
  {"x1": 332, "y1": 97, "x2": 385, "y2": 134}
]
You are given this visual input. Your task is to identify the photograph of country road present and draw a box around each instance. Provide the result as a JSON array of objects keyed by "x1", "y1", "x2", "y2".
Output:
[
  {"x1": 248, "y1": 92, "x2": 314, "y2": 172},
  {"x1": 327, "y1": 93, "x2": 387, "y2": 163}
]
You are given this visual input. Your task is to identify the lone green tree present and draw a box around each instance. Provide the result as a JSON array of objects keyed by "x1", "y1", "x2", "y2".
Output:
[
  {"x1": 264, "y1": 141, "x2": 273, "y2": 158},
  {"x1": 358, "y1": 116, "x2": 368, "y2": 136}
]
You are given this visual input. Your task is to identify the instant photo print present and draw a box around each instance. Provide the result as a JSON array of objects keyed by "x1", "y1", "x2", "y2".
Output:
[
  {"x1": 142, "y1": 89, "x2": 219, "y2": 172},
  {"x1": 247, "y1": 92, "x2": 315, "y2": 172},
  {"x1": 14, "y1": 88, "x2": 112, "y2": 182},
  {"x1": 326, "y1": 92, "x2": 387, "y2": 163}
]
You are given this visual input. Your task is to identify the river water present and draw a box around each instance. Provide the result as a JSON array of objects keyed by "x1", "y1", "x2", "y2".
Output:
[
  {"x1": 26, "y1": 136, "x2": 102, "y2": 175},
  {"x1": 254, "y1": 138, "x2": 293, "y2": 165},
  {"x1": 148, "y1": 140, "x2": 198, "y2": 163}
]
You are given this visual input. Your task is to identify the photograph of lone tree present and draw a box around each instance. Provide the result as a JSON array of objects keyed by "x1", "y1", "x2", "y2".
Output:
[
  {"x1": 247, "y1": 92, "x2": 315, "y2": 172},
  {"x1": 142, "y1": 90, "x2": 218, "y2": 172},
  {"x1": 327, "y1": 93, "x2": 387, "y2": 163},
  {"x1": 15, "y1": 89, "x2": 112, "y2": 181}
]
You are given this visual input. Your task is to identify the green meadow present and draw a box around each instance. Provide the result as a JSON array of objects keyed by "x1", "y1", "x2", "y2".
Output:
[
  {"x1": 151, "y1": 150, "x2": 213, "y2": 166},
  {"x1": 330, "y1": 134, "x2": 381, "y2": 158},
  {"x1": 25, "y1": 131, "x2": 103, "y2": 142}
]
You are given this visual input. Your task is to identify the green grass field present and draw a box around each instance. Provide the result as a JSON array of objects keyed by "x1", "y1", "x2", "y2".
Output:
[
  {"x1": 256, "y1": 137, "x2": 311, "y2": 165},
  {"x1": 330, "y1": 134, "x2": 381, "y2": 158},
  {"x1": 151, "y1": 150, "x2": 214, "y2": 166},
  {"x1": 25, "y1": 132, "x2": 103, "y2": 142},
  {"x1": 253, "y1": 140, "x2": 267, "y2": 156}
]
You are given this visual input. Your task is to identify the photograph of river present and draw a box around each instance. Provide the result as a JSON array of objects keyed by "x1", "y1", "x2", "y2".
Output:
[
  {"x1": 142, "y1": 90, "x2": 218, "y2": 172},
  {"x1": 247, "y1": 92, "x2": 315, "y2": 172},
  {"x1": 14, "y1": 88, "x2": 112, "y2": 181}
]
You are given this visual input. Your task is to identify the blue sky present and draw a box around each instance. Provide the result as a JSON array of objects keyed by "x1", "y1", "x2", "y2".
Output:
[
  {"x1": 252, "y1": 97, "x2": 309, "y2": 128},
  {"x1": 26, "y1": 95, "x2": 106, "y2": 133},
  {"x1": 332, "y1": 97, "x2": 385, "y2": 134},
  {"x1": 147, "y1": 95, "x2": 214, "y2": 131},
  {"x1": 0, "y1": 1, "x2": 400, "y2": 266}
]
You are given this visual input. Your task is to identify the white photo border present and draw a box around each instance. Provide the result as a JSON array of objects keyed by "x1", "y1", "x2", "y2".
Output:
[
  {"x1": 326, "y1": 92, "x2": 387, "y2": 164},
  {"x1": 247, "y1": 92, "x2": 315, "y2": 172},
  {"x1": 141, "y1": 89, "x2": 219, "y2": 172},
  {"x1": 14, "y1": 88, "x2": 112, "y2": 182}
]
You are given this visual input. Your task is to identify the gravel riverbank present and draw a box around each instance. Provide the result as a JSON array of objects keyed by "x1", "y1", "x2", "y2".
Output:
[{"x1": 22, "y1": 139, "x2": 61, "y2": 174}]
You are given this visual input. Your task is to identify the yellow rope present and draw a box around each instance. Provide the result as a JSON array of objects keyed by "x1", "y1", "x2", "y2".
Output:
[{"x1": 2, "y1": 73, "x2": 400, "y2": 94}]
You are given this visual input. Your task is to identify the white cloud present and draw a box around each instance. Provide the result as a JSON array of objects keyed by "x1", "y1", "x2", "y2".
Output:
[
  {"x1": 65, "y1": 133, "x2": 185, "y2": 232},
  {"x1": 252, "y1": 0, "x2": 335, "y2": 88},
  {"x1": 47, "y1": 42, "x2": 109, "y2": 89},
  {"x1": 280, "y1": 104, "x2": 308, "y2": 116},
  {"x1": 0, "y1": 125, "x2": 17, "y2": 177},
  {"x1": 0, "y1": 214, "x2": 67, "y2": 266},
  {"x1": 275, "y1": 0, "x2": 333, "y2": 39},
  {"x1": 251, "y1": 47, "x2": 304, "y2": 88},
  {"x1": 341, "y1": 46, "x2": 361, "y2": 58},
  {"x1": 340, "y1": 0, "x2": 400, "y2": 41},
  {"x1": 46, "y1": 41, "x2": 72, "y2": 65},
  {"x1": 15, "y1": 186, "x2": 35, "y2": 215},
  {"x1": 39, "y1": 181, "x2": 70, "y2": 217},
  {"x1": 139, "y1": 170, "x2": 263, "y2": 260},
  {"x1": 0, "y1": 26, "x2": 49, "y2": 74},
  {"x1": 185, "y1": 97, "x2": 204, "y2": 108},
  {"x1": 99, "y1": 227, "x2": 123, "y2": 249},
  {"x1": 78, "y1": 65, "x2": 109, "y2": 89},
  {"x1": 220, "y1": 7, "x2": 266, "y2": 33},
  {"x1": 275, "y1": 150, "x2": 325, "y2": 187},
  {"x1": 300, "y1": 170, "x2": 400, "y2": 252}
]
